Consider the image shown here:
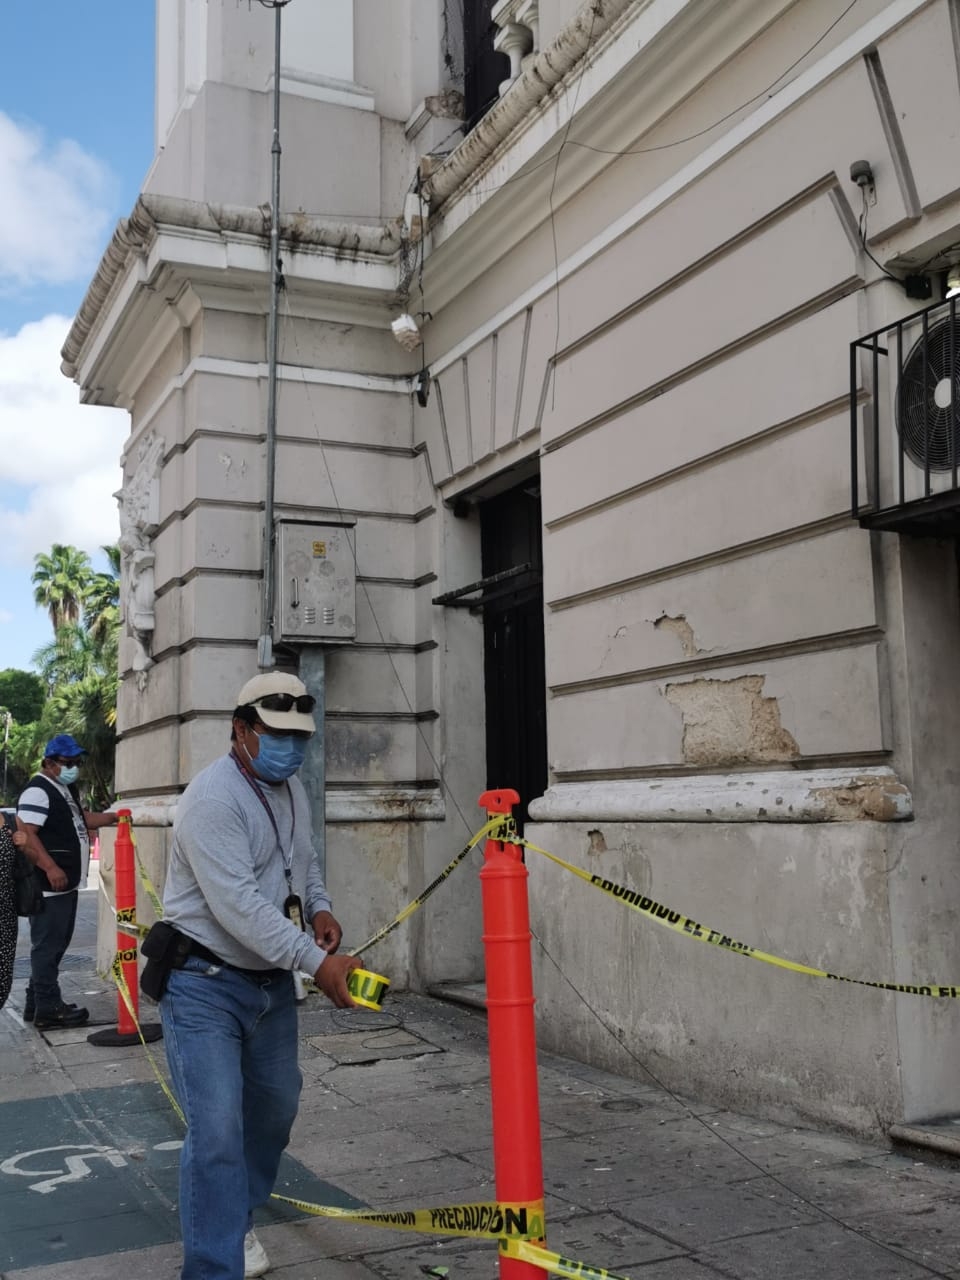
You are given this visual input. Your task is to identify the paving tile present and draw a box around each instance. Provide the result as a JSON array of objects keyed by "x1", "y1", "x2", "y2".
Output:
[
  {"x1": 697, "y1": 1219, "x2": 942, "y2": 1279},
  {"x1": 294, "y1": 1126, "x2": 449, "y2": 1176},
  {"x1": 547, "y1": 1208, "x2": 686, "y2": 1268},
  {"x1": 739, "y1": 1159, "x2": 960, "y2": 1220},
  {"x1": 361, "y1": 1234, "x2": 502, "y2": 1280},
  {"x1": 305, "y1": 1028, "x2": 443, "y2": 1065},
  {"x1": 615, "y1": 1181, "x2": 819, "y2": 1248}
]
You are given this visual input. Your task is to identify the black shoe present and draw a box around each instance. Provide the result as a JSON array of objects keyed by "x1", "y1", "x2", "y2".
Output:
[
  {"x1": 24, "y1": 996, "x2": 80, "y2": 1024},
  {"x1": 34, "y1": 1003, "x2": 89, "y2": 1030}
]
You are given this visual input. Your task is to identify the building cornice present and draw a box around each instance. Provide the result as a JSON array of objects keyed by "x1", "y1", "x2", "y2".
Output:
[
  {"x1": 529, "y1": 769, "x2": 915, "y2": 824},
  {"x1": 62, "y1": 194, "x2": 404, "y2": 384},
  {"x1": 421, "y1": 0, "x2": 638, "y2": 210},
  {"x1": 422, "y1": 0, "x2": 931, "y2": 350}
]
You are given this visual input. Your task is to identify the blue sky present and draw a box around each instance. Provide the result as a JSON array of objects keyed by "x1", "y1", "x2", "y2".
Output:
[{"x1": 0, "y1": 2, "x2": 155, "y2": 671}]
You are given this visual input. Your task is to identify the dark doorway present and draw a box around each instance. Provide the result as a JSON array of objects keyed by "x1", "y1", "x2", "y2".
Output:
[{"x1": 480, "y1": 479, "x2": 547, "y2": 828}]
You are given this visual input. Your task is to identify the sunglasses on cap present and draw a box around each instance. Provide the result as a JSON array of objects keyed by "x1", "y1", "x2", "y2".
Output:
[{"x1": 251, "y1": 693, "x2": 316, "y2": 713}]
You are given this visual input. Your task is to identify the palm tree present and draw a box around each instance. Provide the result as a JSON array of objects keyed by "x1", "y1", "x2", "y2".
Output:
[
  {"x1": 84, "y1": 544, "x2": 121, "y2": 647},
  {"x1": 31, "y1": 619, "x2": 119, "y2": 808},
  {"x1": 31, "y1": 544, "x2": 94, "y2": 633}
]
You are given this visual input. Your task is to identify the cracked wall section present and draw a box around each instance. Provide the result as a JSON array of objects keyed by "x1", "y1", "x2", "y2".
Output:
[{"x1": 663, "y1": 674, "x2": 800, "y2": 767}]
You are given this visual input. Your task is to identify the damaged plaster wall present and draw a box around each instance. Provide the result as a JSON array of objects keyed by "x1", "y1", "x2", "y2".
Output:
[
  {"x1": 653, "y1": 612, "x2": 709, "y2": 659},
  {"x1": 664, "y1": 674, "x2": 800, "y2": 767}
]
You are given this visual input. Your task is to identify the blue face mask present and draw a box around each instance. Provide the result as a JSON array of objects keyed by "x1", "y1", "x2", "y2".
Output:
[
  {"x1": 251, "y1": 733, "x2": 307, "y2": 782},
  {"x1": 59, "y1": 765, "x2": 80, "y2": 785}
]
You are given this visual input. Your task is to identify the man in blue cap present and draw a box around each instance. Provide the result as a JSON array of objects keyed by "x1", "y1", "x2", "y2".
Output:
[{"x1": 17, "y1": 734, "x2": 119, "y2": 1029}]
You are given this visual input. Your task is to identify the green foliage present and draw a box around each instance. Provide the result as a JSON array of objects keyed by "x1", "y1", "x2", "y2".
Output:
[
  {"x1": 0, "y1": 669, "x2": 44, "y2": 723},
  {"x1": 31, "y1": 544, "x2": 94, "y2": 633},
  {"x1": 2, "y1": 542, "x2": 123, "y2": 809}
]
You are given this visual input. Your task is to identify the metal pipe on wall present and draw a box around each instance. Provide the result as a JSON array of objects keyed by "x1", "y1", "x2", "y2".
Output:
[{"x1": 258, "y1": 0, "x2": 288, "y2": 670}]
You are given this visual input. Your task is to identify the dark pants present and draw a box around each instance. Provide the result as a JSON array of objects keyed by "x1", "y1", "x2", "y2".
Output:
[{"x1": 28, "y1": 891, "x2": 79, "y2": 1012}]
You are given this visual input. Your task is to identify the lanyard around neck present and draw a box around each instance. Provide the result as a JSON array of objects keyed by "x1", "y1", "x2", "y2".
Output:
[{"x1": 230, "y1": 749, "x2": 296, "y2": 886}]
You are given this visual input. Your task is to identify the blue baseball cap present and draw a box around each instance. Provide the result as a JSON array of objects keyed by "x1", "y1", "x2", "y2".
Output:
[{"x1": 44, "y1": 734, "x2": 86, "y2": 760}]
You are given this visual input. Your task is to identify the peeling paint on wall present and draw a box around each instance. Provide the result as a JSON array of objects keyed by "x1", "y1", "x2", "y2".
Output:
[
  {"x1": 806, "y1": 775, "x2": 912, "y2": 822},
  {"x1": 653, "y1": 613, "x2": 708, "y2": 658},
  {"x1": 663, "y1": 674, "x2": 800, "y2": 767},
  {"x1": 587, "y1": 828, "x2": 607, "y2": 854}
]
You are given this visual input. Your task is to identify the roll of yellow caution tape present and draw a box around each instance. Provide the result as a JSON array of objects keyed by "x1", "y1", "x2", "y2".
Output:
[{"x1": 348, "y1": 967, "x2": 390, "y2": 1010}]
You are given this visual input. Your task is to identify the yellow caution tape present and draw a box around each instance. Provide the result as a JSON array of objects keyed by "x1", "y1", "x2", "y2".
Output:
[
  {"x1": 350, "y1": 818, "x2": 499, "y2": 957},
  {"x1": 347, "y1": 967, "x2": 390, "y2": 1010},
  {"x1": 518, "y1": 836, "x2": 960, "y2": 998},
  {"x1": 503, "y1": 1238, "x2": 631, "y2": 1280},
  {"x1": 113, "y1": 905, "x2": 150, "y2": 940},
  {"x1": 270, "y1": 1195, "x2": 545, "y2": 1240},
  {"x1": 109, "y1": 955, "x2": 185, "y2": 1124},
  {"x1": 131, "y1": 828, "x2": 165, "y2": 921}
]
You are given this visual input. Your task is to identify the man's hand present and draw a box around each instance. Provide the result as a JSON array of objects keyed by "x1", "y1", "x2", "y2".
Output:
[
  {"x1": 18, "y1": 822, "x2": 67, "y2": 891},
  {"x1": 43, "y1": 862, "x2": 68, "y2": 892},
  {"x1": 312, "y1": 910, "x2": 343, "y2": 954},
  {"x1": 313, "y1": 953, "x2": 360, "y2": 1008}
]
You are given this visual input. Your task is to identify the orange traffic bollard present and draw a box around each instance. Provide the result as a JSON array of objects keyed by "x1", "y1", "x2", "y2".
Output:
[
  {"x1": 88, "y1": 810, "x2": 162, "y2": 1047},
  {"x1": 478, "y1": 789, "x2": 545, "y2": 1280}
]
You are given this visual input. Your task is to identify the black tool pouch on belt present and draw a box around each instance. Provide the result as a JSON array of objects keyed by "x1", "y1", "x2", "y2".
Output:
[{"x1": 140, "y1": 921, "x2": 192, "y2": 1001}]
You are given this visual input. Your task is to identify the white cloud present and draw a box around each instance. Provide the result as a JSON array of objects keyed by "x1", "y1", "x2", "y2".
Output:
[
  {"x1": 0, "y1": 112, "x2": 117, "y2": 286},
  {"x1": 0, "y1": 316, "x2": 127, "y2": 565}
]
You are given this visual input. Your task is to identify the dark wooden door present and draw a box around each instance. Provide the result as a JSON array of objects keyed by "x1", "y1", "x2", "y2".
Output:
[{"x1": 480, "y1": 480, "x2": 547, "y2": 828}]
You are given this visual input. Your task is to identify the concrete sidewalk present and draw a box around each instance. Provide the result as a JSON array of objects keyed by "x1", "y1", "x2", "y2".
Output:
[{"x1": 3, "y1": 881, "x2": 960, "y2": 1280}]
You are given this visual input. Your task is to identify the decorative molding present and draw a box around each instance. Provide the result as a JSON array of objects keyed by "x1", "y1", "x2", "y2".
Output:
[
  {"x1": 326, "y1": 787, "x2": 445, "y2": 822},
  {"x1": 61, "y1": 194, "x2": 404, "y2": 384},
  {"x1": 116, "y1": 430, "x2": 165, "y2": 689},
  {"x1": 123, "y1": 797, "x2": 179, "y2": 828},
  {"x1": 527, "y1": 769, "x2": 914, "y2": 824},
  {"x1": 118, "y1": 787, "x2": 446, "y2": 827},
  {"x1": 275, "y1": 68, "x2": 376, "y2": 112},
  {"x1": 423, "y1": 0, "x2": 930, "y2": 359},
  {"x1": 405, "y1": 90, "x2": 465, "y2": 142}
]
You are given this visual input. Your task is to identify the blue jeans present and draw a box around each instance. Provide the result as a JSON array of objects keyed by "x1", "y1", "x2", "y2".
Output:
[
  {"x1": 160, "y1": 956, "x2": 301, "y2": 1280},
  {"x1": 28, "y1": 890, "x2": 79, "y2": 1011}
]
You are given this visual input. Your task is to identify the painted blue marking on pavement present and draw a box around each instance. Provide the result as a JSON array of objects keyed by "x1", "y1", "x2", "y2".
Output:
[{"x1": 0, "y1": 1082, "x2": 362, "y2": 1271}]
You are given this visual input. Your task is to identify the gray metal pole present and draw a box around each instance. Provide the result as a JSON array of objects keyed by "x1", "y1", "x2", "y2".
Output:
[
  {"x1": 298, "y1": 647, "x2": 327, "y2": 879},
  {"x1": 257, "y1": 0, "x2": 286, "y2": 670}
]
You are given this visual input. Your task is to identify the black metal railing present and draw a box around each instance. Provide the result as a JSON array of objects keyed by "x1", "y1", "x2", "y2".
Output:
[{"x1": 850, "y1": 294, "x2": 960, "y2": 536}]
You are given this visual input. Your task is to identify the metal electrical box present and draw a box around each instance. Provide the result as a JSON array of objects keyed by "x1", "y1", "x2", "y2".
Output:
[{"x1": 275, "y1": 520, "x2": 356, "y2": 644}]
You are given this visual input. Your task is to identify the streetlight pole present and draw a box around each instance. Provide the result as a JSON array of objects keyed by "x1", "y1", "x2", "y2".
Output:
[{"x1": 257, "y1": 0, "x2": 291, "y2": 670}]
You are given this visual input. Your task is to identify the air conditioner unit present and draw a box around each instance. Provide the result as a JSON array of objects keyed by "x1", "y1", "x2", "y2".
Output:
[{"x1": 853, "y1": 299, "x2": 960, "y2": 521}]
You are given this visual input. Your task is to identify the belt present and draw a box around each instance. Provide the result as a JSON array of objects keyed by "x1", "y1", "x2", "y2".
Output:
[{"x1": 187, "y1": 939, "x2": 288, "y2": 984}]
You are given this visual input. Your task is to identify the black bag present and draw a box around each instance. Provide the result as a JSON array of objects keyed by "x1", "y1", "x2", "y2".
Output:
[
  {"x1": 13, "y1": 847, "x2": 44, "y2": 917},
  {"x1": 140, "y1": 921, "x2": 192, "y2": 1001}
]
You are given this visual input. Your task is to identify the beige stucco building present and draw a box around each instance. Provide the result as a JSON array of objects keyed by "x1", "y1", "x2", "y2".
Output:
[{"x1": 65, "y1": 0, "x2": 960, "y2": 1138}]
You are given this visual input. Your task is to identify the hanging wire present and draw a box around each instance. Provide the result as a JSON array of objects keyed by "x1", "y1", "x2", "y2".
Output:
[
  {"x1": 279, "y1": 288, "x2": 479, "y2": 845},
  {"x1": 438, "y1": 0, "x2": 863, "y2": 207},
  {"x1": 858, "y1": 186, "x2": 907, "y2": 287}
]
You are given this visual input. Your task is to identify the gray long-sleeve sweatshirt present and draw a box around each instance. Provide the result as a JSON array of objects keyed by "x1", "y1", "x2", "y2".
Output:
[{"x1": 162, "y1": 753, "x2": 332, "y2": 975}]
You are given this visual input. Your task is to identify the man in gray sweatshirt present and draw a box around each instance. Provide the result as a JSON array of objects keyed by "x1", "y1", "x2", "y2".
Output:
[{"x1": 159, "y1": 670, "x2": 359, "y2": 1280}]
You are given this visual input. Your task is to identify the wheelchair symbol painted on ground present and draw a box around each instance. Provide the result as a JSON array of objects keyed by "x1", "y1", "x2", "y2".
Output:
[{"x1": 1, "y1": 1140, "x2": 183, "y2": 1193}]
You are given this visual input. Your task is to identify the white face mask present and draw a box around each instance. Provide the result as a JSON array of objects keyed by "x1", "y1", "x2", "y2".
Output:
[{"x1": 59, "y1": 765, "x2": 79, "y2": 785}]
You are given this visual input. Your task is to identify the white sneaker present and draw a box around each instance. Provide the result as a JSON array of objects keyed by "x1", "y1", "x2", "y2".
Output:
[{"x1": 244, "y1": 1229, "x2": 270, "y2": 1277}]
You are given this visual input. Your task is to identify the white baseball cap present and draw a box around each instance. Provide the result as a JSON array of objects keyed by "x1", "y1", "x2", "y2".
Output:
[{"x1": 235, "y1": 671, "x2": 317, "y2": 734}]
